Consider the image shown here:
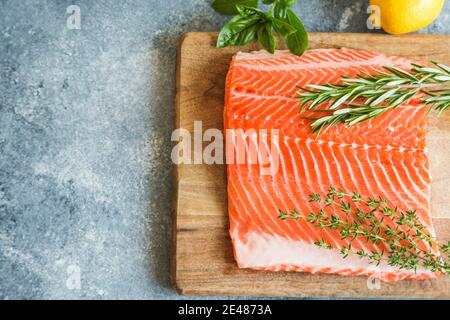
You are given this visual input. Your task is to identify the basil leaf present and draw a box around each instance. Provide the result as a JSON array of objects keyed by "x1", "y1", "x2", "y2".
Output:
[
  {"x1": 272, "y1": 18, "x2": 297, "y2": 37},
  {"x1": 235, "y1": 4, "x2": 267, "y2": 18},
  {"x1": 273, "y1": 0, "x2": 297, "y2": 19},
  {"x1": 273, "y1": 2, "x2": 287, "y2": 19},
  {"x1": 211, "y1": 0, "x2": 258, "y2": 15},
  {"x1": 213, "y1": 0, "x2": 307, "y2": 56},
  {"x1": 217, "y1": 15, "x2": 261, "y2": 47},
  {"x1": 281, "y1": 0, "x2": 297, "y2": 5},
  {"x1": 263, "y1": 0, "x2": 296, "y2": 5},
  {"x1": 284, "y1": 8, "x2": 308, "y2": 56},
  {"x1": 232, "y1": 23, "x2": 259, "y2": 46},
  {"x1": 257, "y1": 22, "x2": 276, "y2": 54}
]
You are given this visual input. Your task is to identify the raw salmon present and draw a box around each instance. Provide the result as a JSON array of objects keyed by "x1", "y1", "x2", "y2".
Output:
[{"x1": 224, "y1": 49, "x2": 437, "y2": 282}]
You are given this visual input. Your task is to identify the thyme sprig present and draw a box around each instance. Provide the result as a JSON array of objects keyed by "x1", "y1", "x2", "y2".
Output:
[
  {"x1": 277, "y1": 186, "x2": 450, "y2": 274},
  {"x1": 296, "y1": 62, "x2": 450, "y2": 133}
]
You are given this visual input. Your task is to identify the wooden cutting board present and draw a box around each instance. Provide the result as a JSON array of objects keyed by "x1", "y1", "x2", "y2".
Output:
[{"x1": 172, "y1": 32, "x2": 450, "y2": 298}]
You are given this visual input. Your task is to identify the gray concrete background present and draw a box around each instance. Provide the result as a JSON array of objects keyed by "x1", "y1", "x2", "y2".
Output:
[{"x1": 0, "y1": 0, "x2": 448, "y2": 300}]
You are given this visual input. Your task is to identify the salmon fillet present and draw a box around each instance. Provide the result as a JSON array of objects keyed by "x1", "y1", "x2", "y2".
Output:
[{"x1": 224, "y1": 49, "x2": 437, "y2": 282}]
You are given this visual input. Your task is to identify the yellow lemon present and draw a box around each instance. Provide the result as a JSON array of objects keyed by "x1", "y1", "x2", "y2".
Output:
[{"x1": 369, "y1": 0, "x2": 445, "y2": 34}]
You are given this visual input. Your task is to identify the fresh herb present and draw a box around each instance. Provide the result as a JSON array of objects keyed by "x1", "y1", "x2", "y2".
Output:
[
  {"x1": 278, "y1": 186, "x2": 450, "y2": 275},
  {"x1": 296, "y1": 62, "x2": 450, "y2": 133},
  {"x1": 212, "y1": 0, "x2": 308, "y2": 56},
  {"x1": 211, "y1": 0, "x2": 259, "y2": 15}
]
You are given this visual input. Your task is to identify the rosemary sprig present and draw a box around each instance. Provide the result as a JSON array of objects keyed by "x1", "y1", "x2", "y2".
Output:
[
  {"x1": 277, "y1": 186, "x2": 450, "y2": 274},
  {"x1": 296, "y1": 62, "x2": 450, "y2": 133}
]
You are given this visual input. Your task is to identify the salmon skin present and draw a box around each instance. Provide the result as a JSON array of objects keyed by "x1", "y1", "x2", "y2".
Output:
[{"x1": 224, "y1": 49, "x2": 437, "y2": 282}]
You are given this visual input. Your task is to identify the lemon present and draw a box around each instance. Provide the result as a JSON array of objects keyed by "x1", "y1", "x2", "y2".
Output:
[{"x1": 369, "y1": 0, "x2": 445, "y2": 34}]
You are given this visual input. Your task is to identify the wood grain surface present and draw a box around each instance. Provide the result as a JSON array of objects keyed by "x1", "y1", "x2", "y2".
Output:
[{"x1": 172, "y1": 32, "x2": 450, "y2": 298}]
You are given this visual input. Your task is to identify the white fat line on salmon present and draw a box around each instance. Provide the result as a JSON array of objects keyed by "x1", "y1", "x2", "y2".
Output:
[
  {"x1": 230, "y1": 90, "x2": 424, "y2": 112},
  {"x1": 235, "y1": 55, "x2": 393, "y2": 72},
  {"x1": 171, "y1": 121, "x2": 280, "y2": 176},
  {"x1": 231, "y1": 230, "x2": 437, "y2": 282}
]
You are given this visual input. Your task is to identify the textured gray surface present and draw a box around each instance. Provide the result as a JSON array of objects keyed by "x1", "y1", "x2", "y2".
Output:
[{"x1": 0, "y1": 0, "x2": 449, "y2": 300}]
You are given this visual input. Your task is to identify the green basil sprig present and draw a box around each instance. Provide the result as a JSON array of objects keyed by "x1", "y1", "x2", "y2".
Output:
[
  {"x1": 211, "y1": 0, "x2": 259, "y2": 15},
  {"x1": 212, "y1": 0, "x2": 308, "y2": 56}
]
